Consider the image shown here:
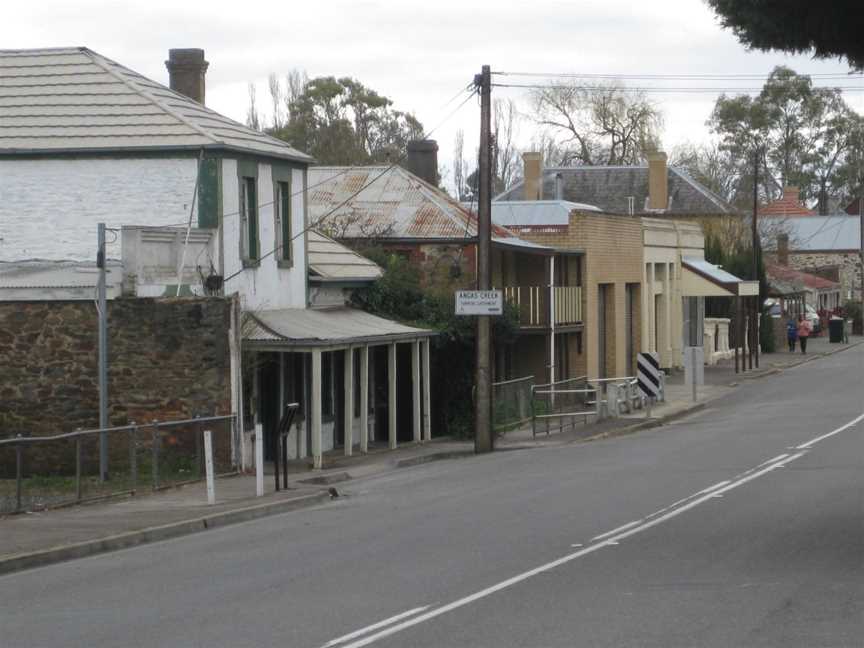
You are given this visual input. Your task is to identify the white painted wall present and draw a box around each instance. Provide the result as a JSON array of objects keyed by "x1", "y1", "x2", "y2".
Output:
[
  {"x1": 0, "y1": 158, "x2": 198, "y2": 261},
  {"x1": 221, "y1": 159, "x2": 307, "y2": 311}
]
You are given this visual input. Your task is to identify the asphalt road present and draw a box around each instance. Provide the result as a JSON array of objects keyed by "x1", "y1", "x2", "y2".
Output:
[{"x1": 2, "y1": 346, "x2": 863, "y2": 648}]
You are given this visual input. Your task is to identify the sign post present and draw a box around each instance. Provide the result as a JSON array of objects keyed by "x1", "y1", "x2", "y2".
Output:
[{"x1": 203, "y1": 429, "x2": 215, "y2": 505}]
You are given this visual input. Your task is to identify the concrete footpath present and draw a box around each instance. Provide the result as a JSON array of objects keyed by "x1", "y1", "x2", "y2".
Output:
[{"x1": 1, "y1": 336, "x2": 859, "y2": 576}]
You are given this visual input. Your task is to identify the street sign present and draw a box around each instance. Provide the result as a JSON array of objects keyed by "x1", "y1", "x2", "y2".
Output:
[
  {"x1": 636, "y1": 352, "x2": 661, "y2": 399},
  {"x1": 455, "y1": 290, "x2": 503, "y2": 315}
]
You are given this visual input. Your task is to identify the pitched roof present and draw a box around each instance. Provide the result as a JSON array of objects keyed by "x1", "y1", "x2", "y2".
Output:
[
  {"x1": 766, "y1": 263, "x2": 840, "y2": 291},
  {"x1": 307, "y1": 230, "x2": 382, "y2": 283},
  {"x1": 483, "y1": 200, "x2": 603, "y2": 228},
  {"x1": 307, "y1": 165, "x2": 550, "y2": 252},
  {"x1": 763, "y1": 215, "x2": 860, "y2": 251},
  {"x1": 494, "y1": 165, "x2": 736, "y2": 216},
  {"x1": 758, "y1": 187, "x2": 815, "y2": 217},
  {"x1": 0, "y1": 47, "x2": 311, "y2": 162}
]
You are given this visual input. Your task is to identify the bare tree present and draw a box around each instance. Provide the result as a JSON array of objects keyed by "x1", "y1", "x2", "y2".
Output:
[
  {"x1": 530, "y1": 81, "x2": 663, "y2": 166},
  {"x1": 452, "y1": 129, "x2": 467, "y2": 200},
  {"x1": 492, "y1": 99, "x2": 521, "y2": 193},
  {"x1": 284, "y1": 69, "x2": 309, "y2": 120},
  {"x1": 268, "y1": 73, "x2": 285, "y2": 130},
  {"x1": 246, "y1": 83, "x2": 262, "y2": 131}
]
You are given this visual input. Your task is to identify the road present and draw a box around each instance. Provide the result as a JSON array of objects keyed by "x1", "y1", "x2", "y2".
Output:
[{"x1": 2, "y1": 346, "x2": 863, "y2": 647}]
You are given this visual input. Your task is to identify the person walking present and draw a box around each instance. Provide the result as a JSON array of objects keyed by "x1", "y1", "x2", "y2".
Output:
[
  {"x1": 786, "y1": 315, "x2": 798, "y2": 352},
  {"x1": 797, "y1": 314, "x2": 812, "y2": 354}
]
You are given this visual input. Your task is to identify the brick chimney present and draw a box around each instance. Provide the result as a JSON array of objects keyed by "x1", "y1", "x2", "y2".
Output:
[
  {"x1": 777, "y1": 233, "x2": 789, "y2": 266},
  {"x1": 165, "y1": 49, "x2": 209, "y2": 105},
  {"x1": 405, "y1": 139, "x2": 439, "y2": 186},
  {"x1": 647, "y1": 151, "x2": 668, "y2": 210},
  {"x1": 522, "y1": 152, "x2": 543, "y2": 200}
]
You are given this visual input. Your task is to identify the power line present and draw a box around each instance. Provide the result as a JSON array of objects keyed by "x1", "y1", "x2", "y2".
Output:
[
  {"x1": 493, "y1": 71, "x2": 858, "y2": 80},
  {"x1": 222, "y1": 86, "x2": 479, "y2": 285},
  {"x1": 491, "y1": 83, "x2": 864, "y2": 94}
]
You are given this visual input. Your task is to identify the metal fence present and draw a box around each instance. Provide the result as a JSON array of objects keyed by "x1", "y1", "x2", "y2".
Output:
[
  {"x1": 531, "y1": 376, "x2": 598, "y2": 437},
  {"x1": 492, "y1": 376, "x2": 535, "y2": 433},
  {"x1": 0, "y1": 414, "x2": 238, "y2": 515}
]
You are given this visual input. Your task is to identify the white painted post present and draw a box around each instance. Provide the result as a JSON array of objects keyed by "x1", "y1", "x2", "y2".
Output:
[
  {"x1": 412, "y1": 340, "x2": 421, "y2": 444},
  {"x1": 344, "y1": 347, "x2": 354, "y2": 456},
  {"x1": 203, "y1": 429, "x2": 215, "y2": 505},
  {"x1": 388, "y1": 342, "x2": 397, "y2": 450},
  {"x1": 254, "y1": 422, "x2": 264, "y2": 497},
  {"x1": 360, "y1": 345, "x2": 369, "y2": 453},
  {"x1": 422, "y1": 339, "x2": 431, "y2": 442},
  {"x1": 312, "y1": 349, "x2": 323, "y2": 469}
]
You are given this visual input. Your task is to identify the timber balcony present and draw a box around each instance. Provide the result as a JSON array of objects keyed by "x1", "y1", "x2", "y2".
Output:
[{"x1": 500, "y1": 285, "x2": 583, "y2": 328}]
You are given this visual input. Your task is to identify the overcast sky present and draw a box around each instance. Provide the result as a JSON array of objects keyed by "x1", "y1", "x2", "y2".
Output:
[{"x1": 5, "y1": 0, "x2": 863, "y2": 190}]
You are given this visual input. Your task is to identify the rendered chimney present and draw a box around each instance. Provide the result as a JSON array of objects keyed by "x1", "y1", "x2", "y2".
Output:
[
  {"x1": 165, "y1": 49, "x2": 209, "y2": 105},
  {"x1": 522, "y1": 152, "x2": 543, "y2": 200},
  {"x1": 647, "y1": 151, "x2": 668, "y2": 210},
  {"x1": 777, "y1": 233, "x2": 790, "y2": 266},
  {"x1": 406, "y1": 140, "x2": 439, "y2": 186}
]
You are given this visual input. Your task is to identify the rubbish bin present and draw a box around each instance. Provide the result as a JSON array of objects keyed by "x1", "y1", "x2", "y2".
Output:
[{"x1": 828, "y1": 318, "x2": 844, "y2": 343}]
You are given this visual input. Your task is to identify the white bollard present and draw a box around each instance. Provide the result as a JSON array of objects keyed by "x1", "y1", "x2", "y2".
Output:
[
  {"x1": 255, "y1": 422, "x2": 264, "y2": 497},
  {"x1": 203, "y1": 429, "x2": 215, "y2": 505}
]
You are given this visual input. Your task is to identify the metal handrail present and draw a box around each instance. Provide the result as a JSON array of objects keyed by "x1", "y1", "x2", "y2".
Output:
[
  {"x1": 533, "y1": 388, "x2": 597, "y2": 395},
  {"x1": 492, "y1": 375, "x2": 534, "y2": 387},
  {"x1": 0, "y1": 414, "x2": 237, "y2": 446},
  {"x1": 533, "y1": 375, "x2": 587, "y2": 390}
]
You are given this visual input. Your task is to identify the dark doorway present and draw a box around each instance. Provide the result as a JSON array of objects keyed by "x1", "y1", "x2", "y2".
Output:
[
  {"x1": 396, "y1": 344, "x2": 414, "y2": 443},
  {"x1": 258, "y1": 355, "x2": 280, "y2": 461},
  {"x1": 373, "y1": 346, "x2": 388, "y2": 443}
]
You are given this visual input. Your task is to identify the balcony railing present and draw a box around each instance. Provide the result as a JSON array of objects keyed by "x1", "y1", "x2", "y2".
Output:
[{"x1": 500, "y1": 285, "x2": 582, "y2": 328}]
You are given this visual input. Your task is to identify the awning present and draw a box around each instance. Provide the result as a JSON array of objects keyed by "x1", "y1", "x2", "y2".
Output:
[
  {"x1": 681, "y1": 257, "x2": 758, "y2": 297},
  {"x1": 307, "y1": 230, "x2": 383, "y2": 283},
  {"x1": 244, "y1": 307, "x2": 435, "y2": 350}
]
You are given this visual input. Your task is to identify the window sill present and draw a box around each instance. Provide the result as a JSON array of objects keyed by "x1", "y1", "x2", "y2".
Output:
[
  {"x1": 242, "y1": 259, "x2": 261, "y2": 269},
  {"x1": 277, "y1": 259, "x2": 294, "y2": 270}
]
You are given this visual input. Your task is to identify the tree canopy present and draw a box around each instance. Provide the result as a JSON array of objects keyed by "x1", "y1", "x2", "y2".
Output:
[
  {"x1": 706, "y1": 0, "x2": 864, "y2": 70},
  {"x1": 249, "y1": 73, "x2": 424, "y2": 166},
  {"x1": 703, "y1": 66, "x2": 864, "y2": 213}
]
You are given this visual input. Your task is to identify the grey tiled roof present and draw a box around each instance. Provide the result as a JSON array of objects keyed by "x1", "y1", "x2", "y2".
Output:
[
  {"x1": 0, "y1": 47, "x2": 311, "y2": 162},
  {"x1": 495, "y1": 166, "x2": 736, "y2": 216}
]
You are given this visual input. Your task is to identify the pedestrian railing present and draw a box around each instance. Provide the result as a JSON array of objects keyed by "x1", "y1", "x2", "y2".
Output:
[
  {"x1": 531, "y1": 376, "x2": 599, "y2": 437},
  {"x1": 0, "y1": 414, "x2": 238, "y2": 515}
]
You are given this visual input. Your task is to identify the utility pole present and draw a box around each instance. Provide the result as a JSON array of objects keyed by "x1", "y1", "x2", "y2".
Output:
[
  {"x1": 752, "y1": 148, "x2": 760, "y2": 368},
  {"x1": 859, "y1": 195, "x2": 863, "y2": 335},
  {"x1": 97, "y1": 223, "x2": 109, "y2": 481},
  {"x1": 474, "y1": 64, "x2": 493, "y2": 454}
]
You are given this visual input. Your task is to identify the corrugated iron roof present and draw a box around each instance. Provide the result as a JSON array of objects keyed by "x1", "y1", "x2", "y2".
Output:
[
  {"x1": 484, "y1": 200, "x2": 603, "y2": 227},
  {"x1": 244, "y1": 307, "x2": 435, "y2": 348},
  {"x1": 307, "y1": 230, "x2": 382, "y2": 282},
  {"x1": 308, "y1": 166, "x2": 529, "y2": 242},
  {"x1": 763, "y1": 215, "x2": 860, "y2": 251},
  {"x1": 0, "y1": 47, "x2": 311, "y2": 162}
]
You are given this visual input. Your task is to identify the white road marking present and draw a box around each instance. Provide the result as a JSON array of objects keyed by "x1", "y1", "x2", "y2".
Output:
[
  {"x1": 322, "y1": 415, "x2": 862, "y2": 648},
  {"x1": 321, "y1": 606, "x2": 430, "y2": 648},
  {"x1": 591, "y1": 520, "x2": 642, "y2": 541},
  {"x1": 759, "y1": 454, "x2": 788, "y2": 467},
  {"x1": 796, "y1": 413, "x2": 864, "y2": 449}
]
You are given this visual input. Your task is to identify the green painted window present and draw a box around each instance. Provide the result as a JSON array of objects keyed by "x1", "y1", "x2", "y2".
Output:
[
  {"x1": 275, "y1": 180, "x2": 292, "y2": 264},
  {"x1": 240, "y1": 176, "x2": 259, "y2": 262}
]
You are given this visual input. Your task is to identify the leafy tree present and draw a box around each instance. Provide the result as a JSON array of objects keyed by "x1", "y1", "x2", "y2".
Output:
[
  {"x1": 705, "y1": 0, "x2": 864, "y2": 70},
  {"x1": 258, "y1": 75, "x2": 424, "y2": 165},
  {"x1": 709, "y1": 66, "x2": 863, "y2": 213},
  {"x1": 529, "y1": 81, "x2": 663, "y2": 166}
]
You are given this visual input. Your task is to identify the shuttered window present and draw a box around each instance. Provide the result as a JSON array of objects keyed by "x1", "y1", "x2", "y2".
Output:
[{"x1": 275, "y1": 180, "x2": 291, "y2": 265}]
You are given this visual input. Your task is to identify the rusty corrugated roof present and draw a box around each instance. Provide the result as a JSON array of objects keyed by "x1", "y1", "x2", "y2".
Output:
[{"x1": 307, "y1": 166, "x2": 517, "y2": 241}]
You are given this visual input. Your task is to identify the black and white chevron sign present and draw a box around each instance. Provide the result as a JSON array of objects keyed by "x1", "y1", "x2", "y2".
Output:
[{"x1": 637, "y1": 352, "x2": 661, "y2": 399}]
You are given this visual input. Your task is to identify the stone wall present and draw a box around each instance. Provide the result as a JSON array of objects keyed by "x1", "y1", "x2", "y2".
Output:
[
  {"x1": 0, "y1": 297, "x2": 233, "y2": 438},
  {"x1": 786, "y1": 251, "x2": 862, "y2": 301}
]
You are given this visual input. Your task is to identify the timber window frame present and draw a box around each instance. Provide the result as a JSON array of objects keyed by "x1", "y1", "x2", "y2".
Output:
[
  {"x1": 238, "y1": 160, "x2": 259, "y2": 267},
  {"x1": 272, "y1": 166, "x2": 293, "y2": 268}
]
